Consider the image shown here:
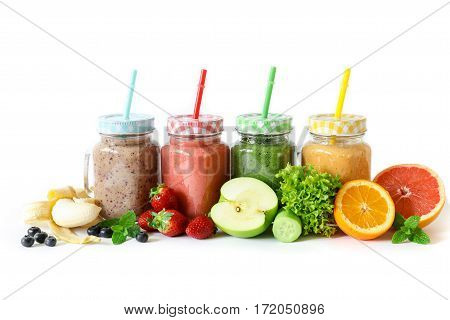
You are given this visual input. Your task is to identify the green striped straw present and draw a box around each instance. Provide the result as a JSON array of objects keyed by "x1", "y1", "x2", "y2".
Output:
[
  {"x1": 261, "y1": 66, "x2": 276, "y2": 119},
  {"x1": 123, "y1": 69, "x2": 138, "y2": 120}
]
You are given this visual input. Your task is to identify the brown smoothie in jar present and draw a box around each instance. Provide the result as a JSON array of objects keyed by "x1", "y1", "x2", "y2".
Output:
[{"x1": 93, "y1": 134, "x2": 159, "y2": 218}]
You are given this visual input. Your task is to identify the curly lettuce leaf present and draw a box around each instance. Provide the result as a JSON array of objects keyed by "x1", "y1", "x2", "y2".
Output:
[{"x1": 276, "y1": 165, "x2": 341, "y2": 237}]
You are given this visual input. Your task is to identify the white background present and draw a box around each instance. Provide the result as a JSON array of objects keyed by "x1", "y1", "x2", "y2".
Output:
[{"x1": 0, "y1": 0, "x2": 449, "y2": 318}]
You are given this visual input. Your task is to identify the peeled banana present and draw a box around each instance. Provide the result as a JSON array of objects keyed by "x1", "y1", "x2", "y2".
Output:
[
  {"x1": 52, "y1": 198, "x2": 101, "y2": 228},
  {"x1": 23, "y1": 186, "x2": 104, "y2": 244}
]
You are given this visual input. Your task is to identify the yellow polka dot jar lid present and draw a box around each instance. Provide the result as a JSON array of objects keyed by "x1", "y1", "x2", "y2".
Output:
[{"x1": 308, "y1": 114, "x2": 367, "y2": 136}]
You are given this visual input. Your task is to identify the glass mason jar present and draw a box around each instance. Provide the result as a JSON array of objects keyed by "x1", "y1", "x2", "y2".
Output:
[
  {"x1": 231, "y1": 113, "x2": 294, "y2": 190},
  {"x1": 301, "y1": 114, "x2": 371, "y2": 184},
  {"x1": 161, "y1": 114, "x2": 229, "y2": 219},
  {"x1": 85, "y1": 114, "x2": 159, "y2": 219}
]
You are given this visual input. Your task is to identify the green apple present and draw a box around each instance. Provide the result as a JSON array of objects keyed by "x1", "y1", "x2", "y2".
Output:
[{"x1": 211, "y1": 177, "x2": 278, "y2": 238}]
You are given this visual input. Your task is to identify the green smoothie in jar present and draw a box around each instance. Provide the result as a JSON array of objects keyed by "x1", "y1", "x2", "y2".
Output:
[{"x1": 231, "y1": 113, "x2": 294, "y2": 190}]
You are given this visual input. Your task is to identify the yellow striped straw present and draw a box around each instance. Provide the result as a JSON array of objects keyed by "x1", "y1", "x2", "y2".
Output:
[{"x1": 335, "y1": 68, "x2": 351, "y2": 119}]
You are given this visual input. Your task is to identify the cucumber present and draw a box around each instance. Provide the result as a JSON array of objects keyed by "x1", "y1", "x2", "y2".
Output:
[{"x1": 272, "y1": 210, "x2": 302, "y2": 243}]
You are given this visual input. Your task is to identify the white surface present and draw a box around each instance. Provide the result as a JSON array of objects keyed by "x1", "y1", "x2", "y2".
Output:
[{"x1": 0, "y1": 0, "x2": 449, "y2": 318}]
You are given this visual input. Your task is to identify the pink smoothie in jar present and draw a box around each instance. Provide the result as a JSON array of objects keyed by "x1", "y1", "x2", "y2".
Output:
[{"x1": 161, "y1": 114, "x2": 229, "y2": 219}]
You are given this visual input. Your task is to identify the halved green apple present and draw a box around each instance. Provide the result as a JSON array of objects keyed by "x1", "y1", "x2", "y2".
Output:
[{"x1": 211, "y1": 177, "x2": 278, "y2": 238}]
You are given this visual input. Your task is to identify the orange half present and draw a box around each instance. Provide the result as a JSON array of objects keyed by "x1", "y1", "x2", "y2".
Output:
[{"x1": 334, "y1": 180, "x2": 395, "y2": 240}]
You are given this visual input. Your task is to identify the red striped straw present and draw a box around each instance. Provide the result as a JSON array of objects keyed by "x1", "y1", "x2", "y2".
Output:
[{"x1": 193, "y1": 69, "x2": 207, "y2": 119}]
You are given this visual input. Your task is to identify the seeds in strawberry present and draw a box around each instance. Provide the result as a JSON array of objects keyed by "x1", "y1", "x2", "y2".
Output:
[
  {"x1": 138, "y1": 210, "x2": 156, "y2": 232},
  {"x1": 186, "y1": 216, "x2": 216, "y2": 240},
  {"x1": 150, "y1": 184, "x2": 179, "y2": 212}
]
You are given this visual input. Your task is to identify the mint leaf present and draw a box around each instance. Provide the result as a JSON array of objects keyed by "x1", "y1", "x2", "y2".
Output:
[
  {"x1": 391, "y1": 214, "x2": 431, "y2": 245},
  {"x1": 392, "y1": 230, "x2": 409, "y2": 244},
  {"x1": 97, "y1": 218, "x2": 120, "y2": 228},
  {"x1": 393, "y1": 213, "x2": 406, "y2": 230},
  {"x1": 112, "y1": 232, "x2": 127, "y2": 245},
  {"x1": 127, "y1": 224, "x2": 140, "y2": 238},
  {"x1": 111, "y1": 225, "x2": 124, "y2": 232},
  {"x1": 410, "y1": 229, "x2": 430, "y2": 245},
  {"x1": 404, "y1": 216, "x2": 420, "y2": 230},
  {"x1": 400, "y1": 225, "x2": 413, "y2": 236},
  {"x1": 119, "y1": 210, "x2": 137, "y2": 228},
  {"x1": 98, "y1": 211, "x2": 141, "y2": 245}
]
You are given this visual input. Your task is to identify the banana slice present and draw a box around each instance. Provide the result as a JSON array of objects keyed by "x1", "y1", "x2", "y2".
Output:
[
  {"x1": 52, "y1": 198, "x2": 101, "y2": 228},
  {"x1": 49, "y1": 220, "x2": 100, "y2": 244},
  {"x1": 24, "y1": 201, "x2": 52, "y2": 224},
  {"x1": 47, "y1": 186, "x2": 77, "y2": 202}
]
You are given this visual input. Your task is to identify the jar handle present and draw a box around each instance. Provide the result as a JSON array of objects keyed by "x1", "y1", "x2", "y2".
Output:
[{"x1": 84, "y1": 151, "x2": 94, "y2": 197}]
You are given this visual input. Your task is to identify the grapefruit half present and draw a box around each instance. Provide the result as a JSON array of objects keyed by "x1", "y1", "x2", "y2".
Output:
[{"x1": 374, "y1": 164, "x2": 445, "y2": 228}]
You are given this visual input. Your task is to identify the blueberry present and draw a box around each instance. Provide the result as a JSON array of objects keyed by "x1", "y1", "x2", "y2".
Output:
[
  {"x1": 87, "y1": 225, "x2": 101, "y2": 236},
  {"x1": 44, "y1": 236, "x2": 57, "y2": 247},
  {"x1": 136, "y1": 232, "x2": 148, "y2": 243},
  {"x1": 21, "y1": 235, "x2": 35, "y2": 247},
  {"x1": 34, "y1": 232, "x2": 48, "y2": 244},
  {"x1": 99, "y1": 227, "x2": 113, "y2": 238},
  {"x1": 27, "y1": 226, "x2": 41, "y2": 237}
]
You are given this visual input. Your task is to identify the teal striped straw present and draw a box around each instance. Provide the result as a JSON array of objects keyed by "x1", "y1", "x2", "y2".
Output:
[{"x1": 123, "y1": 69, "x2": 138, "y2": 120}]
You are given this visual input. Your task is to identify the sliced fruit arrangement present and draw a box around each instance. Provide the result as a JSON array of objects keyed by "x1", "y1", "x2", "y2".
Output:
[
  {"x1": 374, "y1": 164, "x2": 445, "y2": 228},
  {"x1": 210, "y1": 177, "x2": 278, "y2": 238},
  {"x1": 334, "y1": 180, "x2": 396, "y2": 240},
  {"x1": 20, "y1": 164, "x2": 445, "y2": 245}
]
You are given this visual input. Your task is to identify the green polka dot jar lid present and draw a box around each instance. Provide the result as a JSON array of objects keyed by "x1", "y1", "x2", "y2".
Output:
[
  {"x1": 236, "y1": 113, "x2": 293, "y2": 135},
  {"x1": 98, "y1": 113, "x2": 155, "y2": 135}
]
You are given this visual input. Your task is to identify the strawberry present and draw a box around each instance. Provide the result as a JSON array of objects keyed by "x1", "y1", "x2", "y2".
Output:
[
  {"x1": 151, "y1": 209, "x2": 187, "y2": 237},
  {"x1": 186, "y1": 215, "x2": 216, "y2": 240},
  {"x1": 150, "y1": 184, "x2": 179, "y2": 212},
  {"x1": 138, "y1": 210, "x2": 156, "y2": 232}
]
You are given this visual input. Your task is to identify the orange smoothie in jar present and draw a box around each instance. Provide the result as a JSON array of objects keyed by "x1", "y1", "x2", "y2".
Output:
[
  {"x1": 301, "y1": 114, "x2": 371, "y2": 184},
  {"x1": 161, "y1": 115, "x2": 229, "y2": 219}
]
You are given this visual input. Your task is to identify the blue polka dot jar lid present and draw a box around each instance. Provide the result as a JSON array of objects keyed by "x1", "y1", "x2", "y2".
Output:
[{"x1": 97, "y1": 113, "x2": 155, "y2": 135}]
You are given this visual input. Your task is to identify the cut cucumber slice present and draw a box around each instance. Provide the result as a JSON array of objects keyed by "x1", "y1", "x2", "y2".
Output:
[{"x1": 272, "y1": 210, "x2": 302, "y2": 243}]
